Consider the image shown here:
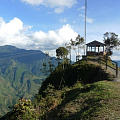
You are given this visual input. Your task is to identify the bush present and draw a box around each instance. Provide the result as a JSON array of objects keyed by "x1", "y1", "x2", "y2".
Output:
[
  {"x1": 39, "y1": 61, "x2": 112, "y2": 94},
  {"x1": 6, "y1": 99, "x2": 38, "y2": 120}
]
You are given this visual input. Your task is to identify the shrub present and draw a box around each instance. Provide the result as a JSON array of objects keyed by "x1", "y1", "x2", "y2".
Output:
[
  {"x1": 39, "y1": 61, "x2": 112, "y2": 94},
  {"x1": 10, "y1": 99, "x2": 38, "y2": 120}
]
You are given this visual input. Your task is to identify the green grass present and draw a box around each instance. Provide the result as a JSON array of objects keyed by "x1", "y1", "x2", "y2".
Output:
[
  {"x1": 37, "y1": 81, "x2": 120, "y2": 120},
  {"x1": 2, "y1": 61, "x2": 120, "y2": 120},
  {"x1": 86, "y1": 55, "x2": 119, "y2": 70}
]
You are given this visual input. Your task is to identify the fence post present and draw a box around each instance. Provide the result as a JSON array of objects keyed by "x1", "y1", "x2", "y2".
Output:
[
  {"x1": 116, "y1": 62, "x2": 118, "y2": 78},
  {"x1": 106, "y1": 56, "x2": 107, "y2": 70}
]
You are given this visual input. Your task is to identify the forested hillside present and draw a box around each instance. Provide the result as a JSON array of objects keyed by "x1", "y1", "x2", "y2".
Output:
[{"x1": 0, "y1": 45, "x2": 58, "y2": 115}]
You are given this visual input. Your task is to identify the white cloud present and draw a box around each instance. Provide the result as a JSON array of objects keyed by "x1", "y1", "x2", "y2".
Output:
[
  {"x1": 0, "y1": 17, "x2": 23, "y2": 35},
  {"x1": 0, "y1": 17, "x2": 33, "y2": 48},
  {"x1": 32, "y1": 24, "x2": 78, "y2": 50},
  {"x1": 0, "y1": 17, "x2": 78, "y2": 52},
  {"x1": 21, "y1": 0, "x2": 43, "y2": 5},
  {"x1": 21, "y1": 0, "x2": 77, "y2": 13}
]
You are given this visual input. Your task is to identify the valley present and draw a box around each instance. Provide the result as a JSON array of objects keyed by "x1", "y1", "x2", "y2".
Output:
[{"x1": 0, "y1": 45, "x2": 58, "y2": 115}]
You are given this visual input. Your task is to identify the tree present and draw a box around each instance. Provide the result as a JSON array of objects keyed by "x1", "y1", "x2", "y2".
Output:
[
  {"x1": 11, "y1": 99, "x2": 38, "y2": 119},
  {"x1": 70, "y1": 38, "x2": 77, "y2": 55},
  {"x1": 65, "y1": 35, "x2": 84, "y2": 62},
  {"x1": 65, "y1": 43, "x2": 72, "y2": 64},
  {"x1": 104, "y1": 32, "x2": 120, "y2": 70},
  {"x1": 48, "y1": 58, "x2": 55, "y2": 73},
  {"x1": 56, "y1": 47, "x2": 69, "y2": 89},
  {"x1": 56, "y1": 47, "x2": 69, "y2": 59},
  {"x1": 104, "y1": 32, "x2": 120, "y2": 56},
  {"x1": 75, "y1": 34, "x2": 84, "y2": 56}
]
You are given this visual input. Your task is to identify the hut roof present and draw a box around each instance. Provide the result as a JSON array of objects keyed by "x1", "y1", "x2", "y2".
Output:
[{"x1": 86, "y1": 40, "x2": 105, "y2": 47}]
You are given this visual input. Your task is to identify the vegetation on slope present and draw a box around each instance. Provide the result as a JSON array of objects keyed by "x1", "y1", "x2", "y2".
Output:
[
  {"x1": 0, "y1": 45, "x2": 58, "y2": 116},
  {"x1": 37, "y1": 81, "x2": 120, "y2": 120},
  {"x1": 3, "y1": 81, "x2": 120, "y2": 120},
  {"x1": 2, "y1": 60, "x2": 119, "y2": 120},
  {"x1": 39, "y1": 60, "x2": 113, "y2": 92}
]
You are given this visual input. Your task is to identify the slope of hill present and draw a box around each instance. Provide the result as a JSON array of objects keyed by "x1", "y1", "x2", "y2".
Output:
[
  {"x1": 2, "y1": 61, "x2": 120, "y2": 120},
  {"x1": 37, "y1": 81, "x2": 120, "y2": 120},
  {"x1": 0, "y1": 45, "x2": 58, "y2": 115}
]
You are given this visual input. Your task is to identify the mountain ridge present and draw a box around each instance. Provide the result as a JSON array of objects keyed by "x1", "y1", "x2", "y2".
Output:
[{"x1": 0, "y1": 45, "x2": 58, "y2": 115}]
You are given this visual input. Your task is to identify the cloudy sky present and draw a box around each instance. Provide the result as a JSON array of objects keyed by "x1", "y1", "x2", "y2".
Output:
[{"x1": 0, "y1": 0, "x2": 120, "y2": 60}]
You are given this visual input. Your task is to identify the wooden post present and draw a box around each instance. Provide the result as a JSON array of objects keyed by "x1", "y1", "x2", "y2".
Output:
[
  {"x1": 70, "y1": 48, "x2": 71, "y2": 64},
  {"x1": 95, "y1": 46, "x2": 96, "y2": 52},
  {"x1": 106, "y1": 55, "x2": 107, "y2": 70},
  {"x1": 86, "y1": 46, "x2": 88, "y2": 55},
  {"x1": 94, "y1": 46, "x2": 96, "y2": 56},
  {"x1": 98, "y1": 47, "x2": 99, "y2": 53},
  {"x1": 116, "y1": 62, "x2": 118, "y2": 78}
]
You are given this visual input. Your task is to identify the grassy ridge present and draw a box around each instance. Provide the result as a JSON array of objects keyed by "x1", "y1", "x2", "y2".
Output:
[
  {"x1": 2, "y1": 61, "x2": 120, "y2": 120},
  {"x1": 3, "y1": 81, "x2": 120, "y2": 120},
  {"x1": 38, "y1": 81, "x2": 120, "y2": 120}
]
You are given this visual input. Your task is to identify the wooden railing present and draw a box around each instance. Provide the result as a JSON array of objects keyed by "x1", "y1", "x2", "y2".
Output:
[{"x1": 85, "y1": 57, "x2": 119, "y2": 78}]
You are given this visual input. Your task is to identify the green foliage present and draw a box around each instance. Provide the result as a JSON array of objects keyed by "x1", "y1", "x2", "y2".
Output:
[
  {"x1": 34, "y1": 84, "x2": 64, "y2": 119},
  {"x1": 39, "y1": 61, "x2": 112, "y2": 95},
  {"x1": 69, "y1": 34, "x2": 84, "y2": 61},
  {"x1": 0, "y1": 60, "x2": 47, "y2": 115},
  {"x1": 30, "y1": 80, "x2": 120, "y2": 120},
  {"x1": 75, "y1": 34, "x2": 84, "y2": 46},
  {"x1": 14, "y1": 99, "x2": 38, "y2": 120},
  {"x1": 43, "y1": 81, "x2": 120, "y2": 120},
  {"x1": 56, "y1": 47, "x2": 69, "y2": 59},
  {"x1": 2, "y1": 61, "x2": 120, "y2": 120},
  {"x1": 0, "y1": 45, "x2": 57, "y2": 116},
  {"x1": 33, "y1": 81, "x2": 120, "y2": 120},
  {"x1": 2, "y1": 99, "x2": 38, "y2": 120},
  {"x1": 39, "y1": 63, "x2": 72, "y2": 92},
  {"x1": 104, "y1": 32, "x2": 120, "y2": 56}
]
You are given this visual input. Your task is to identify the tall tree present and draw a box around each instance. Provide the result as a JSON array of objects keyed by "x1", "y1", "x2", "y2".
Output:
[
  {"x1": 104, "y1": 32, "x2": 120, "y2": 56},
  {"x1": 65, "y1": 43, "x2": 71, "y2": 63},
  {"x1": 70, "y1": 39, "x2": 77, "y2": 56},
  {"x1": 104, "y1": 32, "x2": 120, "y2": 70},
  {"x1": 56, "y1": 47, "x2": 69, "y2": 89},
  {"x1": 75, "y1": 34, "x2": 84, "y2": 56}
]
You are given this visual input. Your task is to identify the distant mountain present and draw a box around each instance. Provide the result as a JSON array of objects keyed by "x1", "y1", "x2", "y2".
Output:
[
  {"x1": 0, "y1": 45, "x2": 58, "y2": 116},
  {"x1": 117, "y1": 61, "x2": 120, "y2": 67},
  {"x1": 113, "y1": 60, "x2": 120, "y2": 67}
]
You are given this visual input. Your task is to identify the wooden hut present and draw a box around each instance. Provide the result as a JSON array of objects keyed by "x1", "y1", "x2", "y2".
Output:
[{"x1": 86, "y1": 40, "x2": 106, "y2": 56}]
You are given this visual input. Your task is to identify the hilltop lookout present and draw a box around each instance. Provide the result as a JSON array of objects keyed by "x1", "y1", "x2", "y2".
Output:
[{"x1": 86, "y1": 40, "x2": 106, "y2": 56}]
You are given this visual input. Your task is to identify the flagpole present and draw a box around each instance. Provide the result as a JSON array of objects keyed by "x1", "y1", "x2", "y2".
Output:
[{"x1": 84, "y1": 0, "x2": 87, "y2": 55}]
